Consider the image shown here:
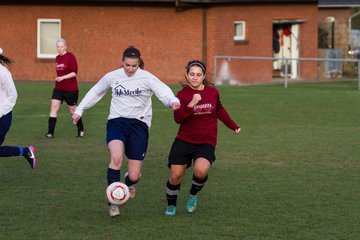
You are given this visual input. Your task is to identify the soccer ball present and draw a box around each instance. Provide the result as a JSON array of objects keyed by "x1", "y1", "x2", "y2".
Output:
[{"x1": 106, "y1": 182, "x2": 130, "y2": 206}]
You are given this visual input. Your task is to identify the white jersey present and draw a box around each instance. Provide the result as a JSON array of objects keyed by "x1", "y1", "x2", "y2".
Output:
[
  {"x1": 0, "y1": 64, "x2": 17, "y2": 118},
  {"x1": 75, "y1": 68, "x2": 179, "y2": 128}
]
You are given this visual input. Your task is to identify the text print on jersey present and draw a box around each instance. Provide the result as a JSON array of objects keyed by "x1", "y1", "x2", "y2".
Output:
[
  {"x1": 114, "y1": 85, "x2": 142, "y2": 96},
  {"x1": 193, "y1": 103, "x2": 213, "y2": 115}
]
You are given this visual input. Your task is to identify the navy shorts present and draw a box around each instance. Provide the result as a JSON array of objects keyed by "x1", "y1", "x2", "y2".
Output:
[
  {"x1": 0, "y1": 111, "x2": 12, "y2": 145},
  {"x1": 106, "y1": 117, "x2": 149, "y2": 160},
  {"x1": 168, "y1": 138, "x2": 216, "y2": 168},
  {"x1": 52, "y1": 88, "x2": 79, "y2": 106}
]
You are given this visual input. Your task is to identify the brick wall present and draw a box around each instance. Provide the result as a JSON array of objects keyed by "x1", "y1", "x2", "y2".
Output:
[
  {"x1": 0, "y1": 4, "x2": 203, "y2": 84},
  {"x1": 0, "y1": 3, "x2": 318, "y2": 84},
  {"x1": 207, "y1": 3, "x2": 319, "y2": 83}
]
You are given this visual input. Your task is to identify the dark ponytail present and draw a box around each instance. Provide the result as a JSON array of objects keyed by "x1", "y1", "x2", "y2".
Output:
[
  {"x1": 139, "y1": 58, "x2": 144, "y2": 70},
  {"x1": 0, "y1": 53, "x2": 15, "y2": 68}
]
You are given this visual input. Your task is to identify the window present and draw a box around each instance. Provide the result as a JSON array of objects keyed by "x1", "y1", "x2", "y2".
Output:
[
  {"x1": 37, "y1": 19, "x2": 61, "y2": 59},
  {"x1": 234, "y1": 21, "x2": 246, "y2": 41}
]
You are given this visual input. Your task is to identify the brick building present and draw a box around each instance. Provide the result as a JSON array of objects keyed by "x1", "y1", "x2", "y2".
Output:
[
  {"x1": 0, "y1": 0, "x2": 318, "y2": 84},
  {"x1": 318, "y1": 0, "x2": 360, "y2": 76}
]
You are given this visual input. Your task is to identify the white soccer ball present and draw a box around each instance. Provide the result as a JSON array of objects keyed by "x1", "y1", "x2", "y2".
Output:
[{"x1": 106, "y1": 182, "x2": 130, "y2": 206}]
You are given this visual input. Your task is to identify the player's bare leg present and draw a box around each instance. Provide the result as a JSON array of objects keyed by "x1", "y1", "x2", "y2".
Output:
[
  {"x1": 125, "y1": 160, "x2": 142, "y2": 199},
  {"x1": 165, "y1": 164, "x2": 186, "y2": 216},
  {"x1": 186, "y1": 157, "x2": 210, "y2": 213},
  {"x1": 45, "y1": 99, "x2": 61, "y2": 138},
  {"x1": 107, "y1": 140, "x2": 124, "y2": 217}
]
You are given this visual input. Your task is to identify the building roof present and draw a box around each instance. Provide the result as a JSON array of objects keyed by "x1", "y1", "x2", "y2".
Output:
[
  {"x1": 183, "y1": 0, "x2": 315, "y2": 2},
  {"x1": 319, "y1": 0, "x2": 360, "y2": 7},
  {"x1": 0, "y1": 0, "x2": 317, "y2": 3}
]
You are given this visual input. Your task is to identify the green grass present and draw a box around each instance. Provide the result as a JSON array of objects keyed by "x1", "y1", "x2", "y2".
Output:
[{"x1": 1, "y1": 80, "x2": 360, "y2": 239}]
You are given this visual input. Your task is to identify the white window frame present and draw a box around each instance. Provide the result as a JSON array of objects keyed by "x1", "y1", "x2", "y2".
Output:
[
  {"x1": 234, "y1": 21, "x2": 246, "y2": 41},
  {"x1": 37, "y1": 18, "x2": 61, "y2": 59}
]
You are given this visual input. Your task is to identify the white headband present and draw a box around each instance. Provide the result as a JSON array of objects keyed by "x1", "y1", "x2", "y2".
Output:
[
  {"x1": 0, "y1": 48, "x2": 3, "y2": 55},
  {"x1": 187, "y1": 62, "x2": 206, "y2": 73}
]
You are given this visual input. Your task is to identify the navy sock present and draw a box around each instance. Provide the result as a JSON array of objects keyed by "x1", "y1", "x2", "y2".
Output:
[
  {"x1": 76, "y1": 117, "x2": 84, "y2": 131},
  {"x1": 0, "y1": 146, "x2": 22, "y2": 157},
  {"x1": 107, "y1": 168, "x2": 120, "y2": 186}
]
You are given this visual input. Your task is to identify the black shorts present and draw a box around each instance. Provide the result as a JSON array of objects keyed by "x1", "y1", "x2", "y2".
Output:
[
  {"x1": 52, "y1": 88, "x2": 79, "y2": 106},
  {"x1": 168, "y1": 138, "x2": 216, "y2": 168}
]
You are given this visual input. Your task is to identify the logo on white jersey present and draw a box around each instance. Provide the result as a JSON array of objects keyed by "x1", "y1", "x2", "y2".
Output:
[{"x1": 114, "y1": 85, "x2": 142, "y2": 96}]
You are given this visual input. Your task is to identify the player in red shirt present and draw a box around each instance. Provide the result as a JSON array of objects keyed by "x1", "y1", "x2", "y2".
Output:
[
  {"x1": 165, "y1": 60, "x2": 241, "y2": 216},
  {"x1": 44, "y1": 39, "x2": 85, "y2": 138}
]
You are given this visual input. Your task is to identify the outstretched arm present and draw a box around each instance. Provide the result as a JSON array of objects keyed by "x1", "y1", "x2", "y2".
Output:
[
  {"x1": 216, "y1": 95, "x2": 240, "y2": 133},
  {"x1": 170, "y1": 101, "x2": 180, "y2": 111},
  {"x1": 149, "y1": 76, "x2": 180, "y2": 108},
  {"x1": 72, "y1": 76, "x2": 110, "y2": 124}
]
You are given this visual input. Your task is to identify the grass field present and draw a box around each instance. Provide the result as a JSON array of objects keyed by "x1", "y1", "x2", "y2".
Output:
[{"x1": 1, "y1": 80, "x2": 360, "y2": 240}]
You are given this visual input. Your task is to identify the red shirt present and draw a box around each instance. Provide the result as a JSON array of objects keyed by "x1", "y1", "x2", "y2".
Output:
[
  {"x1": 174, "y1": 85, "x2": 239, "y2": 147},
  {"x1": 55, "y1": 52, "x2": 78, "y2": 91}
]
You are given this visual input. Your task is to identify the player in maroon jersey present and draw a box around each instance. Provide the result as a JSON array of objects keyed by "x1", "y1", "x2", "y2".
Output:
[
  {"x1": 44, "y1": 39, "x2": 85, "y2": 138},
  {"x1": 165, "y1": 60, "x2": 241, "y2": 216}
]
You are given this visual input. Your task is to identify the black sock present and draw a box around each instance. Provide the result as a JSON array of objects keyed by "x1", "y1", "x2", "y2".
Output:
[
  {"x1": 125, "y1": 174, "x2": 139, "y2": 187},
  {"x1": 107, "y1": 168, "x2": 120, "y2": 186},
  {"x1": 166, "y1": 180, "x2": 181, "y2": 206},
  {"x1": 76, "y1": 117, "x2": 84, "y2": 131},
  {"x1": 48, "y1": 117, "x2": 57, "y2": 135},
  {"x1": 190, "y1": 175, "x2": 208, "y2": 196}
]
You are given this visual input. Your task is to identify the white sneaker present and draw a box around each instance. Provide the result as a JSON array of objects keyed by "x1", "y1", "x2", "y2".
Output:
[
  {"x1": 77, "y1": 129, "x2": 85, "y2": 137},
  {"x1": 108, "y1": 204, "x2": 120, "y2": 217},
  {"x1": 43, "y1": 133, "x2": 54, "y2": 139}
]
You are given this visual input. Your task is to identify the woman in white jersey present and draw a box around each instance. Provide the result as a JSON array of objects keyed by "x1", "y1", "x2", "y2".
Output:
[
  {"x1": 0, "y1": 48, "x2": 36, "y2": 169},
  {"x1": 72, "y1": 46, "x2": 180, "y2": 217}
]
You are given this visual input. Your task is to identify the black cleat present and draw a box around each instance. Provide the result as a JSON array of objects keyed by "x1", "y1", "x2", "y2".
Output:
[{"x1": 24, "y1": 146, "x2": 37, "y2": 169}]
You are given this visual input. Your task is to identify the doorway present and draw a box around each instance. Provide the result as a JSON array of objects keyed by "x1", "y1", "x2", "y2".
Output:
[{"x1": 273, "y1": 21, "x2": 301, "y2": 79}]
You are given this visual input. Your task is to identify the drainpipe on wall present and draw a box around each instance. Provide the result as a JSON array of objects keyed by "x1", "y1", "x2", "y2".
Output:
[{"x1": 202, "y1": 7, "x2": 207, "y2": 65}]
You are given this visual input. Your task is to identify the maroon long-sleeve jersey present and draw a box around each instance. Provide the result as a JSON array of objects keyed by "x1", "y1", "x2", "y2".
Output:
[
  {"x1": 55, "y1": 52, "x2": 78, "y2": 91},
  {"x1": 174, "y1": 85, "x2": 239, "y2": 147}
]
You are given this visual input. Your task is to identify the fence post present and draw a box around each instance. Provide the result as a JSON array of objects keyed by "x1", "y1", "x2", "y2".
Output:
[
  {"x1": 284, "y1": 58, "x2": 288, "y2": 88},
  {"x1": 358, "y1": 60, "x2": 360, "y2": 90}
]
